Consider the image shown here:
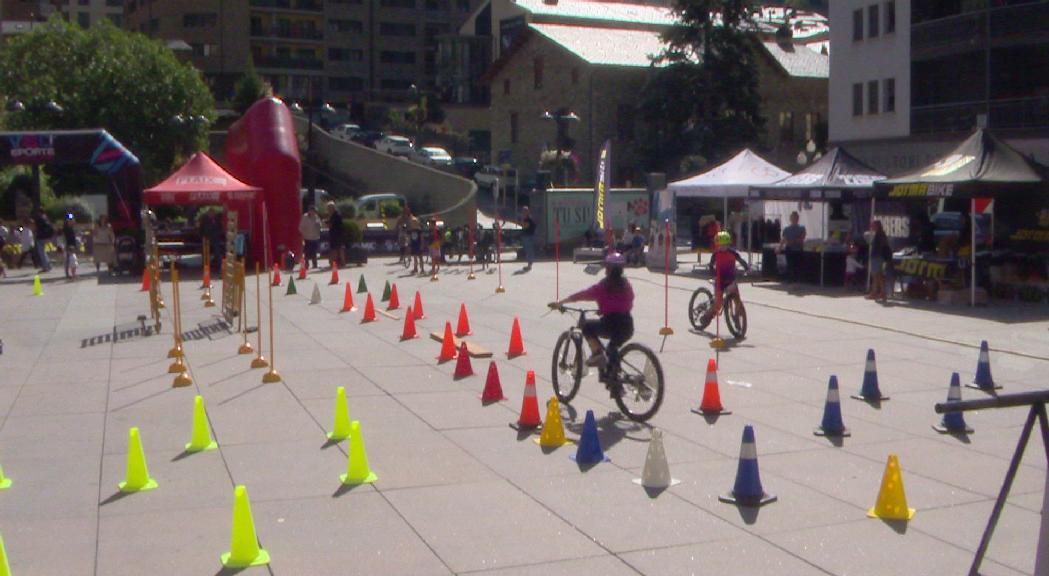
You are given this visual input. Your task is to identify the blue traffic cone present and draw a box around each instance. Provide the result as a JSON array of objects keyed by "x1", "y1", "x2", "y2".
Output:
[
  {"x1": 571, "y1": 410, "x2": 609, "y2": 466},
  {"x1": 815, "y1": 375, "x2": 850, "y2": 437},
  {"x1": 966, "y1": 340, "x2": 1000, "y2": 391},
  {"x1": 851, "y1": 349, "x2": 889, "y2": 402},
  {"x1": 934, "y1": 373, "x2": 974, "y2": 434},
  {"x1": 719, "y1": 425, "x2": 777, "y2": 507}
]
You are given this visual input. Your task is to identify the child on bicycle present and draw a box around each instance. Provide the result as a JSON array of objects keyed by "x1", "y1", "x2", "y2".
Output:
[
  {"x1": 550, "y1": 252, "x2": 634, "y2": 375},
  {"x1": 703, "y1": 231, "x2": 749, "y2": 323}
]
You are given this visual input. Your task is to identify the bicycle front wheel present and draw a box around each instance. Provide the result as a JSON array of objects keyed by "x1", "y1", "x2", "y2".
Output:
[
  {"x1": 725, "y1": 294, "x2": 748, "y2": 339},
  {"x1": 551, "y1": 331, "x2": 583, "y2": 403},
  {"x1": 689, "y1": 287, "x2": 714, "y2": 330},
  {"x1": 613, "y1": 343, "x2": 665, "y2": 422}
]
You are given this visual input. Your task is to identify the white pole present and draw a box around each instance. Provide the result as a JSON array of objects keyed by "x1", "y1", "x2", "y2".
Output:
[
  {"x1": 1035, "y1": 467, "x2": 1049, "y2": 576},
  {"x1": 722, "y1": 195, "x2": 728, "y2": 230},
  {"x1": 821, "y1": 202, "x2": 828, "y2": 287},
  {"x1": 971, "y1": 197, "x2": 977, "y2": 307}
]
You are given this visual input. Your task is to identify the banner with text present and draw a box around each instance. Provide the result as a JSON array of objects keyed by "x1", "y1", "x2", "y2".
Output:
[{"x1": 593, "y1": 139, "x2": 612, "y2": 230}]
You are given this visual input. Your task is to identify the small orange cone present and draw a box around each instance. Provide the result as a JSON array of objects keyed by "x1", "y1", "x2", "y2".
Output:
[
  {"x1": 511, "y1": 370, "x2": 542, "y2": 430},
  {"x1": 329, "y1": 266, "x2": 339, "y2": 285},
  {"x1": 340, "y1": 283, "x2": 356, "y2": 312},
  {"x1": 140, "y1": 268, "x2": 150, "y2": 291},
  {"x1": 506, "y1": 316, "x2": 526, "y2": 358},
  {"x1": 298, "y1": 255, "x2": 307, "y2": 280},
  {"x1": 692, "y1": 358, "x2": 731, "y2": 416},
  {"x1": 401, "y1": 305, "x2": 418, "y2": 340},
  {"x1": 202, "y1": 265, "x2": 211, "y2": 290},
  {"x1": 387, "y1": 284, "x2": 400, "y2": 310},
  {"x1": 361, "y1": 293, "x2": 377, "y2": 323},
  {"x1": 453, "y1": 341, "x2": 473, "y2": 379},
  {"x1": 455, "y1": 303, "x2": 472, "y2": 337},
  {"x1": 437, "y1": 322, "x2": 457, "y2": 362},
  {"x1": 481, "y1": 361, "x2": 506, "y2": 404},
  {"x1": 271, "y1": 263, "x2": 281, "y2": 286},
  {"x1": 413, "y1": 290, "x2": 425, "y2": 319}
]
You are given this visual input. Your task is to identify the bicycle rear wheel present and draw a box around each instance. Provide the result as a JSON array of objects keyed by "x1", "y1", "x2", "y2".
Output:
[
  {"x1": 551, "y1": 331, "x2": 583, "y2": 403},
  {"x1": 613, "y1": 343, "x2": 665, "y2": 422},
  {"x1": 725, "y1": 294, "x2": 748, "y2": 339},
  {"x1": 688, "y1": 287, "x2": 714, "y2": 330}
]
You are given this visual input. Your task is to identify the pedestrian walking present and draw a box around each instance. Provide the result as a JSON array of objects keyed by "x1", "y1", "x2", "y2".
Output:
[{"x1": 299, "y1": 206, "x2": 322, "y2": 269}]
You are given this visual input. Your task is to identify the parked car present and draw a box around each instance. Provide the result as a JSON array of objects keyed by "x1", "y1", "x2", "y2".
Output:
[
  {"x1": 331, "y1": 123, "x2": 362, "y2": 141},
  {"x1": 350, "y1": 130, "x2": 384, "y2": 148},
  {"x1": 412, "y1": 146, "x2": 453, "y2": 167},
  {"x1": 452, "y1": 157, "x2": 481, "y2": 178},
  {"x1": 475, "y1": 165, "x2": 517, "y2": 193},
  {"x1": 376, "y1": 135, "x2": 413, "y2": 156}
]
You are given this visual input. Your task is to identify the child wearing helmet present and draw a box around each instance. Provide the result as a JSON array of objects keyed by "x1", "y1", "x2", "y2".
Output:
[
  {"x1": 704, "y1": 231, "x2": 749, "y2": 321},
  {"x1": 550, "y1": 252, "x2": 634, "y2": 373}
]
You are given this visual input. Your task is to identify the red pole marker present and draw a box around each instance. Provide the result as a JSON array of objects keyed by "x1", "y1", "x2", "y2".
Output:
[
  {"x1": 660, "y1": 219, "x2": 673, "y2": 337},
  {"x1": 495, "y1": 221, "x2": 505, "y2": 293}
]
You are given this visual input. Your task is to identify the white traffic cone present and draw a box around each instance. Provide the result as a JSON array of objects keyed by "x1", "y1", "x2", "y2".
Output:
[{"x1": 633, "y1": 429, "x2": 679, "y2": 490}]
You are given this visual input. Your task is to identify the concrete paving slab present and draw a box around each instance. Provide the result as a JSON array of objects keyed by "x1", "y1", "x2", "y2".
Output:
[
  {"x1": 95, "y1": 505, "x2": 230, "y2": 576},
  {"x1": 97, "y1": 448, "x2": 231, "y2": 517},
  {"x1": 619, "y1": 536, "x2": 831, "y2": 576},
  {"x1": 222, "y1": 439, "x2": 367, "y2": 501},
  {"x1": 281, "y1": 367, "x2": 385, "y2": 399},
  {"x1": 914, "y1": 500, "x2": 1041, "y2": 575},
  {"x1": 1, "y1": 516, "x2": 97, "y2": 576},
  {"x1": 466, "y1": 554, "x2": 639, "y2": 576}
]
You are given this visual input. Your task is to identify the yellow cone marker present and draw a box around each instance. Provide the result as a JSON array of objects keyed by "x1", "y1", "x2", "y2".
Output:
[
  {"x1": 0, "y1": 464, "x2": 11, "y2": 490},
  {"x1": 32, "y1": 274, "x2": 42, "y2": 296},
  {"x1": 327, "y1": 387, "x2": 351, "y2": 441},
  {"x1": 340, "y1": 421, "x2": 377, "y2": 485},
  {"x1": 535, "y1": 397, "x2": 572, "y2": 448},
  {"x1": 0, "y1": 530, "x2": 11, "y2": 576},
  {"x1": 867, "y1": 454, "x2": 915, "y2": 520},
  {"x1": 185, "y1": 395, "x2": 217, "y2": 452},
  {"x1": 119, "y1": 427, "x2": 158, "y2": 493},
  {"x1": 221, "y1": 485, "x2": 270, "y2": 568}
]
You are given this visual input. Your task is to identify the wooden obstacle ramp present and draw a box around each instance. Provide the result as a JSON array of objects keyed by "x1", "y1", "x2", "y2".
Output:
[{"x1": 428, "y1": 332, "x2": 493, "y2": 358}]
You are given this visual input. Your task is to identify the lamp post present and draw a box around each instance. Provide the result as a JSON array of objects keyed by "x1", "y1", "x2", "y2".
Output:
[
  {"x1": 288, "y1": 99, "x2": 334, "y2": 209},
  {"x1": 5, "y1": 99, "x2": 64, "y2": 211},
  {"x1": 541, "y1": 108, "x2": 579, "y2": 188},
  {"x1": 170, "y1": 113, "x2": 211, "y2": 157}
]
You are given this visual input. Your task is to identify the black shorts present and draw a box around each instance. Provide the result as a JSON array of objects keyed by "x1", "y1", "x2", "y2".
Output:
[{"x1": 582, "y1": 313, "x2": 634, "y2": 352}]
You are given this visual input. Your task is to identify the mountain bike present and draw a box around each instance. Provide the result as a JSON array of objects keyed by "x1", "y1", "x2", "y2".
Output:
[
  {"x1": 549, "y1": 305, "x2": 665, "y2": 422},
  {"x1": 688, "y1": 279, "x2": 748, "y2": 339}
]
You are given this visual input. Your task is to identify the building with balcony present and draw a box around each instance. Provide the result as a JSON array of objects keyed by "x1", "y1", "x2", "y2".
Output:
[
  {"x1": 2, "y1": 0, "x2": 123, "y2": 30},
  {"x1": 829, "y1": 0, "x2": 1049, "y2": 175}
]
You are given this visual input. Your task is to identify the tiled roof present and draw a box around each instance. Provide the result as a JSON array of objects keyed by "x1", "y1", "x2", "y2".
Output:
[
  {"x1": 514, "y1": 0, "x2": 676, "y2": 28},
  {"x1": 530, "y1": 22, "x2": 667, "y2": 67},
  {"x1": 760, "y1": 40, "x2": 829, "y2": 78}
]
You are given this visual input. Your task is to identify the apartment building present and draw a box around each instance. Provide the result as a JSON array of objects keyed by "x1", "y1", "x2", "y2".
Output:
[{"x1": 1, "y1": 0, "x2": 123, "y2": 29}]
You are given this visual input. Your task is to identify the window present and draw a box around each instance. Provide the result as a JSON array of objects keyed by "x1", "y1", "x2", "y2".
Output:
[
  {"x1": 852, "y1": 83, "x2": 863, "y2": 116},
  {"x1": 329, "y1": 19, "x2": 363, "y2": 33},
  {"x1": 380, "y1": 78, "x2": 413, "y2": 90},
  {"x1": 503, "y1": 78, "x2": 510, "y2": 95},
  {"x1": 190, "y1": 43, "x2": 218, "y2": 57},
  {"x1": 852, "y1": 9, "x2": 863, "y2": 41},
  {"x1": 885, "y1": 1, "x2": 896, "y2": 34},
  {"x1": 379, "y1": 22, "x2": 416, "y2": 36},
  {"x1": 380, "y1": 51, "x2": 416, "y2": 64},
  {"x1": 380, "y1": 0, "x2": 415, "y2": 7},
  {"x1": 867, "y1": 80, "x2": 880, "y2": 114},
  {"x1": 884, "y1": 78, "x2": 896, "y2": 112},
  {"x1": 108, "y1": 14, "x2": 122, "y2": 27},
  {"x1": 148, "y1": 18, "x2": 158, "y2": 34},
  {"x1": 105, "y1": 0, "x2": 122, "y2": 6},
  {"x1": 183, "y1": 12, "x2": 217, "y2": 28},
  {"x1": 868, "y1": 4, "x2": 880, "y2": 38},
  {"x1": 533, "y1": 56, "x2": 543, "y2": 90},
  {"x1": 328, "y1": 47, "x2": 363, "y2": 62},
  {"x1": 571, "y1": 68, "x2": 579, "y2": 85},
  {"x1": 779, "y1": 111, "x2": 795, "y2": 142},
  {"x1": 510, "y1": 112, "x2": 519, "y2": 143},
  {"x1": 77, "y1": 12, "x2": 90, "y2": 27},
  {"x1": 329, "y1": 76, "x2": 364, "y2": 91},
  {"x1": 617, "y1": 104, "x2": 635, "y2": 141}
]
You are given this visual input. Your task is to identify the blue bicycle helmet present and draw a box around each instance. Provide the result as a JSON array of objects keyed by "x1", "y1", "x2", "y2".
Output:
[{"x1": 605, "y1": 252, "x2": 626, "y2": 267}]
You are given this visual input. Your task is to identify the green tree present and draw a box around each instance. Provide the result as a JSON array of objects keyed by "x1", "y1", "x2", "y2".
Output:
[
  {"x1": 232, "y1": 60, "x2": 270, "y2": 115},
  {"x1": 638, "y1": 0, "x2": 765, "y2": 177},
  {"x1": 0, "y1": 17, "x2": 215, "y2": 191}
]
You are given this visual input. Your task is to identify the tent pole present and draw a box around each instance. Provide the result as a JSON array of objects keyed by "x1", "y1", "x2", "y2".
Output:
[
  {"x1": 867, "y1": 197, "x2": 875, "y2": 293},
  {"x1": 972, "y1": 197, "x2": 977, "y2": 307},
  {"x1": 722, "y1": 196, "x2": 728, "y2": 231}
]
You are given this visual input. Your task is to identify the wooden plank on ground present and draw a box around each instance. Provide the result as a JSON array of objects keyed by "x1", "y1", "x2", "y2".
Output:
[
  {"x1": 377, "y1": 309, "x2": 400, "y2": 321},
  {"x1": 428, "y1": 332, "x2": 493, "y2": 358}
]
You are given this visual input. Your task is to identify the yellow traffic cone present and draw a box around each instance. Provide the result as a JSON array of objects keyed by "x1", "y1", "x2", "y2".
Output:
[
  {"x1": 0, "y1": 530, "x2": 11, "y2": 576},
  {"x1": 534, "y1": 397, "x2": 572, "y2": 448},
  {"x1": 0, "y1": 463, "x2": 12, "y2": 490},
  {"x1": 867, "y1": 454, "x2": 915, "y2": 520},
  {"x1": 327, "y1": 387, "x2": 351, "y2": 441},
  {"x1": 221, "y1": 485, "x2": 270, "y2": 568},
  {"x1": 32, "y1": 274, "x2": 42, "y2": 296},
  {"x1": 340, "y1": 421, "x2": 377, "y2": 485},
  {"x1": 119, "y1": 427, "x2": 158, "y2": 493},
  {"x1": 185, "y1": 395, "x2": 217, "y2": 452}
]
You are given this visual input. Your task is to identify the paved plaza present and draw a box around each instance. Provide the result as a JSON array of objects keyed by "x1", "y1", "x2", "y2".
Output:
[{"x1": 0, "y1": 255, "x2": 1046, "y2": 575}]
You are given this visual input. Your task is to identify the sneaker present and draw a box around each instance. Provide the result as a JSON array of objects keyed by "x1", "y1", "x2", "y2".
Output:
[{"x1": 585, "y1": 352, "x2": 606, "y2": 368}]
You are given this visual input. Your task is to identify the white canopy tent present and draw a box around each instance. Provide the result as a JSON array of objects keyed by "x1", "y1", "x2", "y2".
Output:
[{"x1": 668, "y1": 148, "x2": 790, "y2": 224}]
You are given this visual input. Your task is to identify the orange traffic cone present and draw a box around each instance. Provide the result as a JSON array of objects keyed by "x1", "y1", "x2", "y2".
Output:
[
  {"x1": 413, "y1": 290, "x2": 425, "y2": 319},
  {"x1": 140, "y1": 267, "x2": 150, "y2": 291},
  {"x1": 340, "y1": 283, "x2": 356, "y2": 312},
  {"x1": 271, "y1": 264, "x2": 281, "y2": 286},
  {"x1": 507, "y1": 317, "x2": 526, "y2": 358},
  {"x1": 481, "y1": 361, "x2": 506, "y2": 404},
  {"x1": 453, "y1": 341, "x2": 473, "y2": 379},
  {"x1": 437, "y1": 322, "x2": 457, "y2": 362},
  {"x1": 387, "y1": 284, "x2": 400, "y2": 311},
  {"x1": 298, "y1": 255, "x2": 307, "y2": 280},
  {"x1": 329, "y1": 266, "x2": 339, "y2": 285},
  {"x1": 361, "y1": 293, "x2": 377, "y2": 323},
  {"x1": 692, "y1": 359, "x2": 731, "y2": 416},
  {"x1": 455, "y1": 303, "x2": 472, "y2": 337},
  {"x1": 401, "y1": 305, "x2": 418, "y2": 340},
  {"x1": 512, "y1": 370, "x2": 542, "y2": 430}
]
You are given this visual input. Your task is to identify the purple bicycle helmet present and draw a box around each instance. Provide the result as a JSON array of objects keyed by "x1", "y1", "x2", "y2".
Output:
[{"x1": 604, "y1": 251, "x2": 626, "y2": 266}]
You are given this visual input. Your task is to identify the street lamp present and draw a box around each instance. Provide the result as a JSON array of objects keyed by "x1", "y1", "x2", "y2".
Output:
[
  {"x1": 171, "y1": 113, "x2": 211, "y2": 156},
  {"x1": 541, "y1": 108, "x2": 579, "y2": 188}
]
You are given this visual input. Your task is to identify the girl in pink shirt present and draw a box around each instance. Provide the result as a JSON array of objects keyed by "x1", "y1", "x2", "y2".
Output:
[{"x1": 552, "y1": 252, "x2": 634, "y2": 368}]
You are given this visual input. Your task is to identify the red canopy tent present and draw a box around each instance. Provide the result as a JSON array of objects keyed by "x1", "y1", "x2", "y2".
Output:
[{"x1": 144, "y1": 152, "x2": 260, "y2": 205}]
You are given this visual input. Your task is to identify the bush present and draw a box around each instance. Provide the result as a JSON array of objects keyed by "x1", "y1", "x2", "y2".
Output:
[
  {"x1": 333, "y1": 199, "x2": 357, "y2": 219},
  {"x1": 43, "y1": 196, "x2": 94, "y2": 223},
  {"x1": 380, "y1": 201, "x2": 402, "y2": 218},
  {"x1": 343, "y1": 218, "x2": 363, "y2": 244}
]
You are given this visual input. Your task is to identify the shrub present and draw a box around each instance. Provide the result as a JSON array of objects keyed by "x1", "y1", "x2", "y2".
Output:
[
  {"x1": 333, "y1": 199, "x2": 357, "y2": 219},
  {"x1": 380, "y1": 201, "x2": 402, "y2": 218},
  {"x1": 43, "y1": 196, "x2": 94, "y2": 223},
  {"x1": 343, "y1": 218, "x2": 363, "y2": 244}
]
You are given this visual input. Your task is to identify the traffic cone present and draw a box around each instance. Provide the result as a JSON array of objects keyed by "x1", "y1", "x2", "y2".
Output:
[
  {"x1": 340, "y1": 421, "x2": 378, "y2": 485},
  {"x1": 32, "y1": 274, "x2": 42, "y2": 296},
  {"x1": 173, "y1": 367, "x2": 193, "y2": 388},
  {"x1": 633, "y1": 429, "x2": 679, "y2": 490},
  {"x1": 119, "y1": 427, "x2": 158, "y2": 493},
  {"x1": 327, "y1": 386, "x2": 352, "y2": 441},
  {"x1": 851, "y1": 349, "x2": 889, "y2": 402},
  {"x1": 815, "y1": 375, "x2": 850, "y2": 437},
  {"x1": 221, "y1": 485, "x2": 270, "y2": 568},
  {"x1": 201, "y1": 265, "x2": 211, "y2": 291},
  {"x1": 867, "y1": 454, "x2": 915, "y2": 520},
  {"x1": 0, "y1": 463, "x2": 12, "y2": 490},
  {"x1": 140, "y1": 268, "x2": 150, "y2": 291},
  {"x1": 572, "y1": 409, "x2": 609, "y2": 465},
  {"x1": 400, "y1": 306, "x2": 418, "y2": 340},
  {"x1": 934, "y1": 373, "x2": 974, "y2": 434},
  {"x1": 413, "y1": 290, "x2": 425, "y2": 319},
  {"x1": 329, "y1": 266, "x2": 339, "y2": 286},
  {"x1": 455, "y1": 303, "x2": 472, "y2": 337},
  {"x1": 506, "y1": 317, "x2": 526, "y2": 358},
  {"x1": 968, "y1": 340, "x2": 1000, "y2": 391},
  {"x1": 309, "y1": 283, "x2": 321, "y2": 305},
  {"x1": 453, "y1": 341, "x2": 474, "y2": 379},
  {"x1": 361, "y1": 293, "x2": 377, "y2": 323},
  {"x1": 437, "y1": 322, "x2": 457, "y2": 362},
  {"x1": 271, "y1": 264, "x2": 281, "y2": 286},
  {"x1": 387, "y1": 284, "x2": 400, "y2": 310},
  {"x1": 718, "y1": 425, "x2": 776, "y2": 507},
  {"x1": 511, "y1": 370, "x2": 542, "y2": 430},
  {"x1": 692, "y1": 358, "x2": 731, "y2": 415},
  {"x1": 356, "y1": 275, "x2": 368, "y2": 294},
  {"x1": 341, "y1": 283, "x2": 356, "y2": 312},
  {"x1": 535, "y1": 396, "x2": 571, "y2": 448},
  {"x1": 480, "y1": 361, "x2": 507, "y2": 404},
  {"x1": 0, "y1": 531, "x2": 11, "y2": 576},
  {"x1": 185, "y1": 395, "x2": 217, "y2": 453},
  {"x1": 285, "y1": 277, "x2": 297, "y2": 296},
  {"x1": 381, "y1": 280, "x2": 391, "y2": 301},
  {"x1": 298, "y1": 256, "x2": 307, "y2": 280}
]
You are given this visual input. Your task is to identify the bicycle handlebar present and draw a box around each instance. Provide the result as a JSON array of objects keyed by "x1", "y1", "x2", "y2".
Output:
[{"x1": 547, "y1": 303, "x2": 597, "y2": 315}]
